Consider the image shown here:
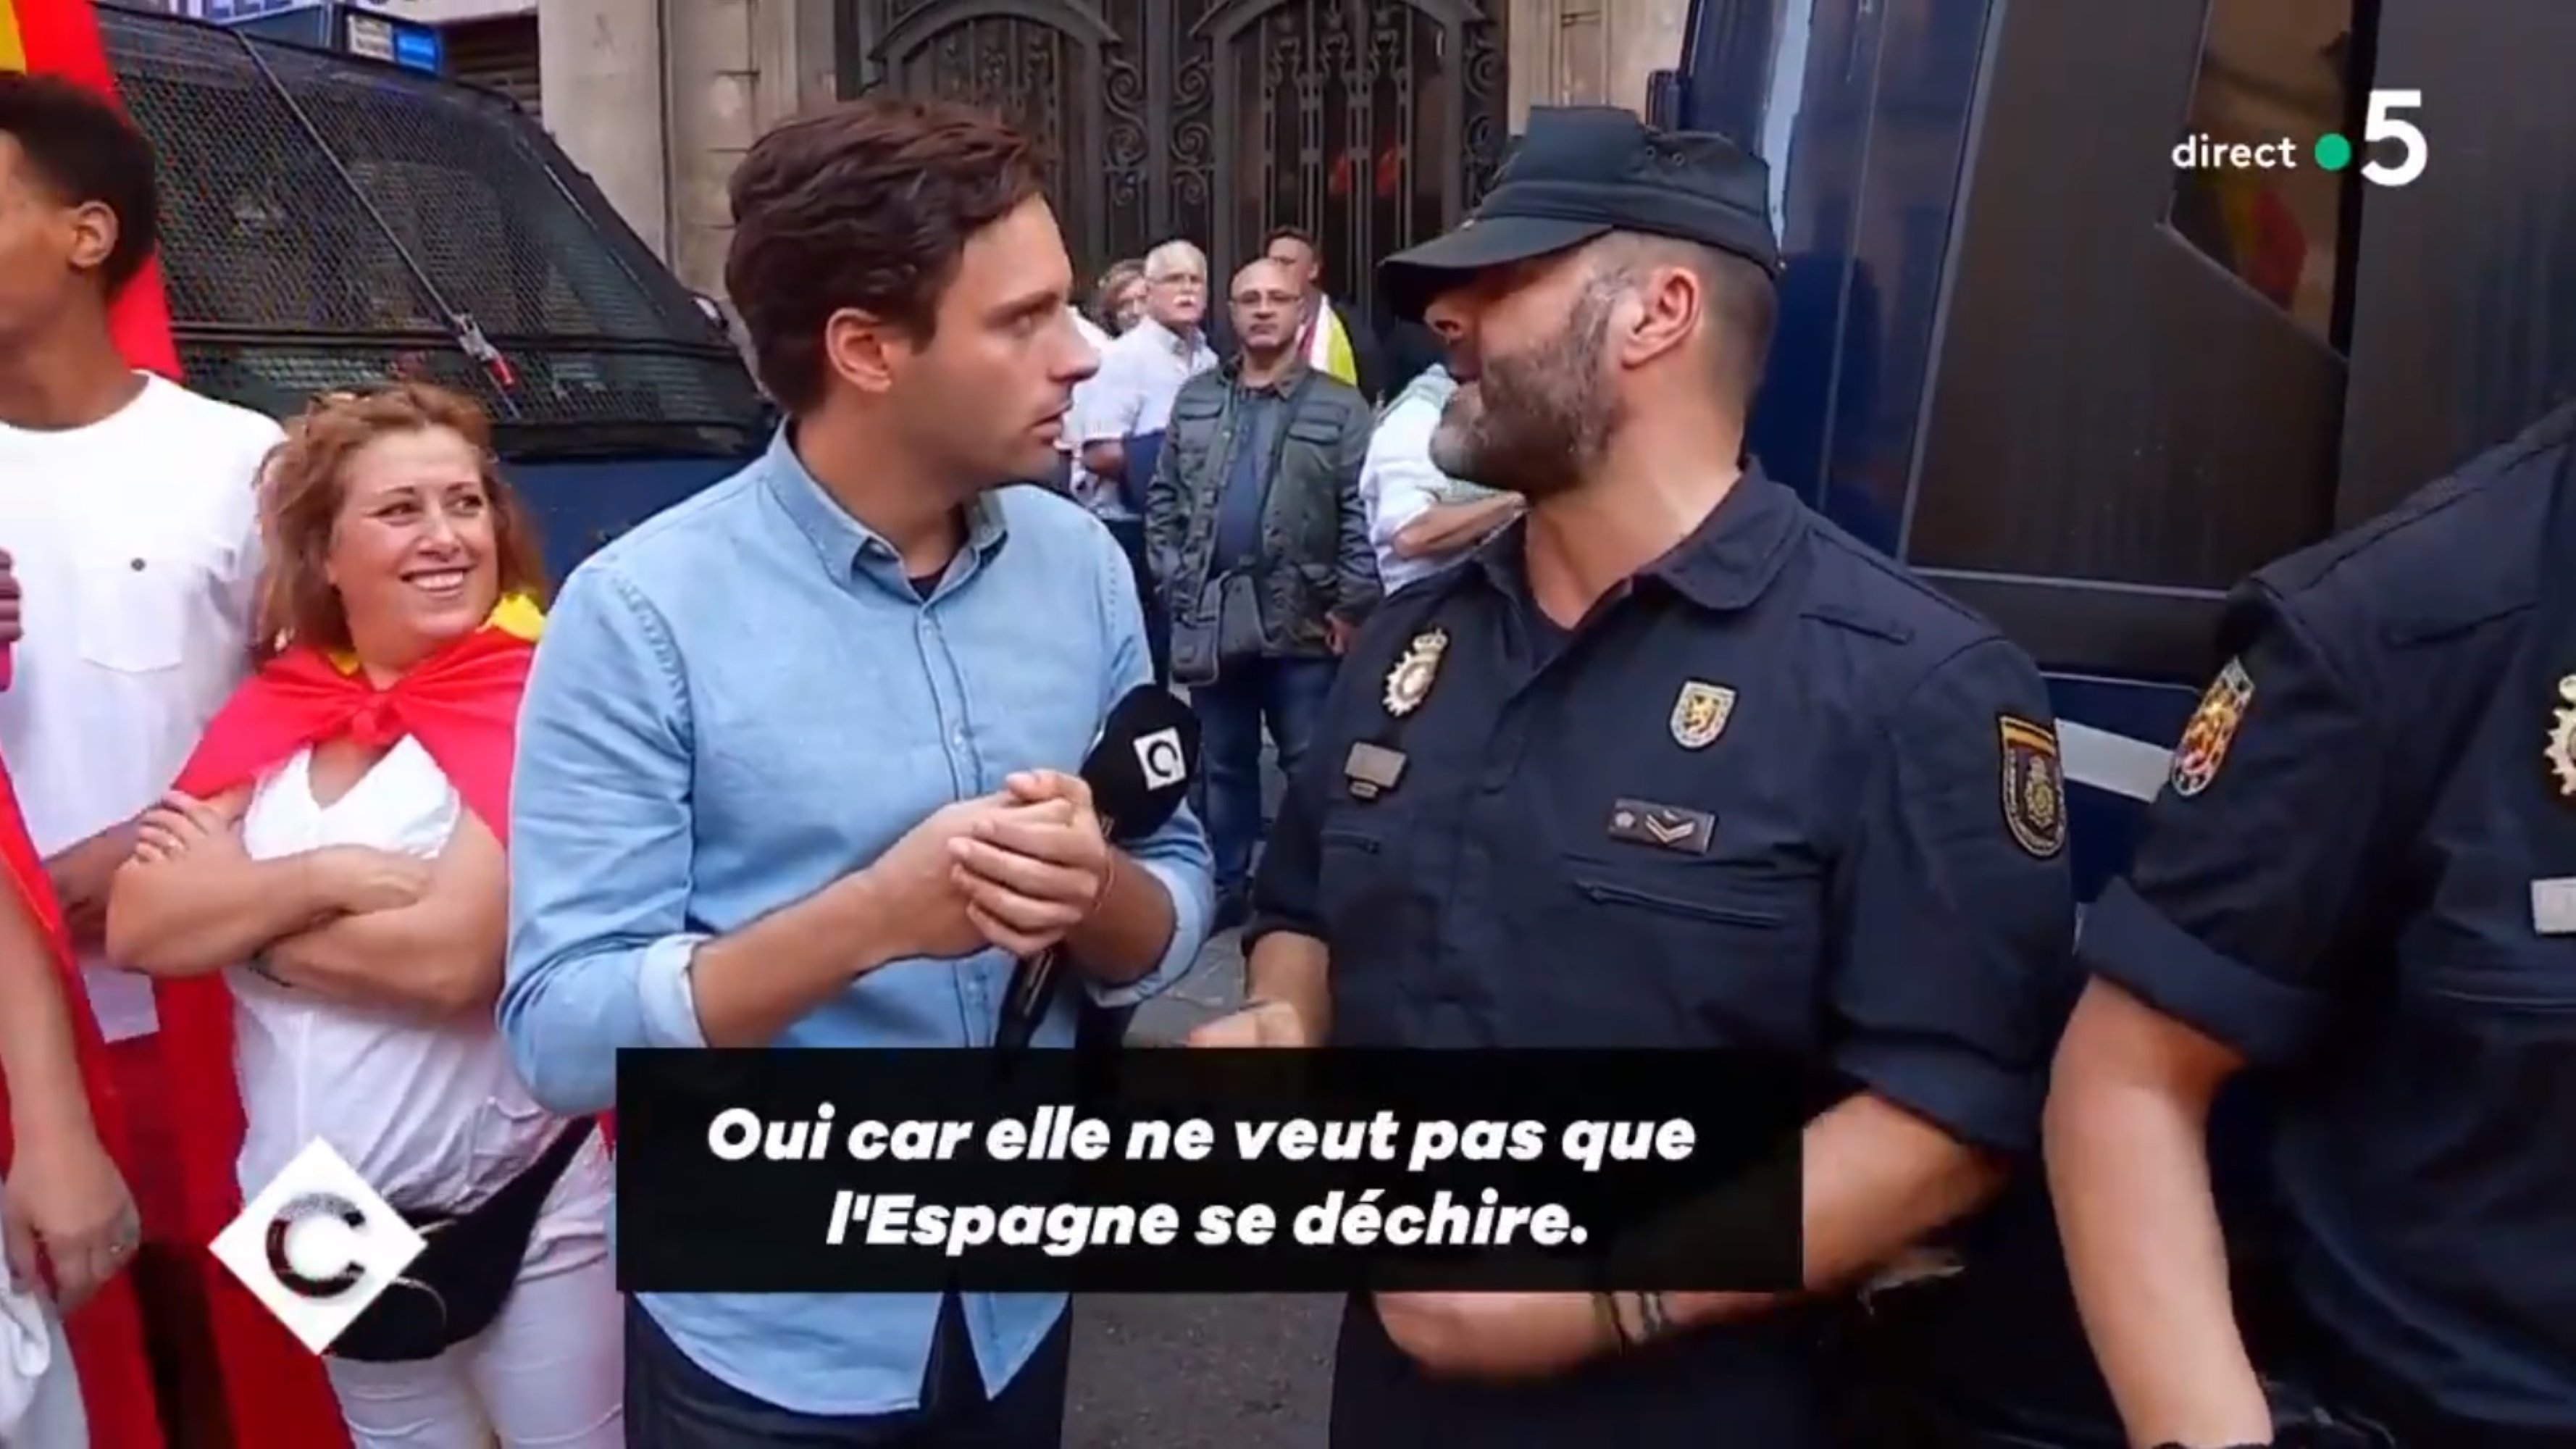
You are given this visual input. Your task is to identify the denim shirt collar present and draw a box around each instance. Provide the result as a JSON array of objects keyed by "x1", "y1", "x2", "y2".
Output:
[{"x1": 756, "y1": 425, "x2": 1009, "y2": 596}]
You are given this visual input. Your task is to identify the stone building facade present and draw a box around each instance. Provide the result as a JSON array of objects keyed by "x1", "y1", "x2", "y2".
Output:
[{"x1": 534, "y1": 0, "x2": 1691, "y2": 307}]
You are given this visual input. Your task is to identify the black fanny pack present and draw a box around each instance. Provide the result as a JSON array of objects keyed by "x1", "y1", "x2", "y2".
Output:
[{"x1": 329, "y1": 1117, "x2": 596, "y2": 1364}]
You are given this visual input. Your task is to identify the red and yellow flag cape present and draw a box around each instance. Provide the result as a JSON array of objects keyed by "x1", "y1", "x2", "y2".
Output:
[
  {"x1": 0, "y1": 0, "x2": 179, "y2": 379},
  {"x1": 156, "y1": 598, "x2": 551, "y2": 1449}
]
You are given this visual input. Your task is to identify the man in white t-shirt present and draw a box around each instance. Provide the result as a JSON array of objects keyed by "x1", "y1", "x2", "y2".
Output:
[{"x1": 0, "y1": 72, "x2": 283, "y2": 1418}]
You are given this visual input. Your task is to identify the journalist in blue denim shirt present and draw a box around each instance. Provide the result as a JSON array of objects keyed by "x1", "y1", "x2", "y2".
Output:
[{"x1": 498, "y1": 97, "x2": 1214, "y2": 1442}]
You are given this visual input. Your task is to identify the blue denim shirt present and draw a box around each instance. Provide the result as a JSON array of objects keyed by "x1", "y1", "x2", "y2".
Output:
[{"x1": 498, "y1": 430, "x2": 1216, "y2": 1416}]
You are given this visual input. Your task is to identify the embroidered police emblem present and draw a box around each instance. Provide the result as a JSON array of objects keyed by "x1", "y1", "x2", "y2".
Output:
[
  {"x1": 1668, "y1": 681, "x2": 1736, "y2": 750},
  {"x1": 2547, "y1": 675, "x2": 2576, "y2": 800},
  {"x1": 1997, "y1": 716, "x2": 2066, "y2": 859},
  {"x1": 1383, "y1": 629, "x2": 1449, "y2": 717},
  {"x1": 2169, "y1": 658, "x2": 2254, "y2": 798}
]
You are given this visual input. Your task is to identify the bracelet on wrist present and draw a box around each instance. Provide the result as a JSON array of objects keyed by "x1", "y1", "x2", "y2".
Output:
[{"x1": 1592, "y1": 1290, "x2": 1633, "y2": 1351}]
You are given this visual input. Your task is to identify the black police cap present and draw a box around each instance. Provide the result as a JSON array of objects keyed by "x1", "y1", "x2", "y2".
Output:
[{"x1": 1378, "y1": 106, "x2": 1781, "y2": 325}]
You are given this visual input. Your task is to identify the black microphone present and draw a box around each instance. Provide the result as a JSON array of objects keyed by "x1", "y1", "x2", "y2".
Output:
[{"x1": 995, "y1": 685, "x2": 1200, "y2": 1049}]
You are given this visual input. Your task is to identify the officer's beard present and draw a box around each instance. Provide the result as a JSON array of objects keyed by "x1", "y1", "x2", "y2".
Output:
[{"x1": 1429, "y1": 283, "x2": 1623, "y2": 500}]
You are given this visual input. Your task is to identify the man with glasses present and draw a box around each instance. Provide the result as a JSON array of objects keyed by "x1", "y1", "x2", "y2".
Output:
[{"x1": 1144, "y1": 257, "x2": 1377, "y2": 932}]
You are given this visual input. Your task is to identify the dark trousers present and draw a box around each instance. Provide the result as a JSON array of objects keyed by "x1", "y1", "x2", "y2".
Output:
[
  {"x1": 1101, "y1": 517, "x2": 1168, "y2": 684},
  {"x1": 1195, "y1": 653, "x2": 1336, "y2": 898},
  {"x1": 625, "y1": 1295, "x2": 1072, "y2": 1448}
]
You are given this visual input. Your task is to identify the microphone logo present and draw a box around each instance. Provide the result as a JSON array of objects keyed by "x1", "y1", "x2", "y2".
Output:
[{"x1": 1133, "y1": 726, "x2": 1189, "y2": 790}]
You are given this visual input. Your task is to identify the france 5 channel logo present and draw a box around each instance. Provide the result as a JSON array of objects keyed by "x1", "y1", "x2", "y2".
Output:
[
  {"x1": 210, "y1": 1139, "x2": 427, "y2": 1353},
  {"x1": 2173, "y1": 88, "x2": 2428, "y2": 188}
]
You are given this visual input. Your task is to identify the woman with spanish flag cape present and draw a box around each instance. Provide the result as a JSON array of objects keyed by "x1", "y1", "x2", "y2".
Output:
[
  {"x1": 149, "y1": 601, "x2": 546, "y2": 1449},
  {"x1": 112, "y1": 385, "x2": 619, "y2": 1447},
  {"x1": 0, "y1": 754, "x2": 164, "y2": 1448}
]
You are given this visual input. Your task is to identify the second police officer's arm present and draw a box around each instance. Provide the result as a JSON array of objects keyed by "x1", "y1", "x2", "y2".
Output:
[{"x1": 2044, "y1": 590, "x2": 2383, "y2": 1448}]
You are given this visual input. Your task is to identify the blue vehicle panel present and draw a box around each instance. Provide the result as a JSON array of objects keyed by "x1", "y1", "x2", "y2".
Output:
[
  {"x1": 505, "y1": 456, "x2": 753, "y2": 587},
  {"x1": 1657, "y1": 1, "x2": 2576, "y2": 1440},
  {"x1": 1670, "y1": 0, "x2": 2576, "y2": 867}
]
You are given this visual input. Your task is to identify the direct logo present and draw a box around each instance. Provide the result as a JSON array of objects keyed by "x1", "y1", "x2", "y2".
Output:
[
  {"x1": 1383, "y1": 628, "x2": 1449, "y2": 717},
  {"x1": 2168, "y1": 658, "x2": 2255, "y2": 798},
  {"x1": 1668, "y1": 681, "x2": 1736, "y2": 751},
  {"x1": 211, "y1": 1138, "x2": 426, "y2": 1355},
  {"x1": 1132, "y1": 726, "x2": 1189, "y2": 790},
  {"x1": 1996, "y1": 716, "x2": 2066, "y2": 859}
]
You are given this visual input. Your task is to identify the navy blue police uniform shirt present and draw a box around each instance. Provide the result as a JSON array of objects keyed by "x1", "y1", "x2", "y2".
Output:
[
  {"x1": 2078, "y1": 410, "x2": 2576, "y2": 1434},
  {"x1": 1247, "y1": 466, "x2": 2079, "y2": 1445}
]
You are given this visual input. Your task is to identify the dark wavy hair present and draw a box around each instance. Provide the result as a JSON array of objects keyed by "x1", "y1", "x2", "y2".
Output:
[{"x1": 723, "y1": 96, "x2": 1047, "y2": 412}]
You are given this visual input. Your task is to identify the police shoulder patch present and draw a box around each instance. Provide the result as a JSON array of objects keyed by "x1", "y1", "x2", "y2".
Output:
[
  {"x1": 1996, "y1": 715, "x2": 2066, "y2": 859},
  {"x1": 2169, "y1": 657, "x2": 2255, "y2": 798}
]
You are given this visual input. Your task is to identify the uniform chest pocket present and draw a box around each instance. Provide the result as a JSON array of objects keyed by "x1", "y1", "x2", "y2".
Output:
[
  {"x1": 1573, "y1": 873, "x2": 1791, "y2": 930},
  {"x1": 2409, "y1": 850, "x2": 2576, "y2": 1014},
  {"x1": 1556, "y1": 854, "x2": 1823, "y2": 1048},
  {"x1": 1316, "y1": 817, "x2": 1394, "y2": 912},
  {"x1": 76, "y1": 550, "x2": 199, "y2": 675}
]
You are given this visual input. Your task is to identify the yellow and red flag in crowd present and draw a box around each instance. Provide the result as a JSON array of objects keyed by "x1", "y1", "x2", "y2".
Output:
[{"x1": 0, "y1": 0, "x2": 179, "y2": 377}]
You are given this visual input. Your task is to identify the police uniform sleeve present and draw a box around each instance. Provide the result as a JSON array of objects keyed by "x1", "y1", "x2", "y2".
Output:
[
  {"x1": 2077, "y1": 585, "x2": 2385, "y2": 1069},
  {"x1": 1832, "y1": 638, "x2": 2079, "y2": 1153}
]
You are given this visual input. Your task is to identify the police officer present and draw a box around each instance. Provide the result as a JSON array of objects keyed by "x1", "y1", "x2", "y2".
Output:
[
  {"x1": 2047, "y1": 404, "x2": 2576, "y2": 1447},
  {"x1": 1187, "y1": 107, "x2": 2078, "y2": 1447}
]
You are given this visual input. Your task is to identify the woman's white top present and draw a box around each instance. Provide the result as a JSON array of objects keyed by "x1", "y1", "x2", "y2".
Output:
[{"x1": 230, "y1": 738, "x2": 556, "y2": 1214}]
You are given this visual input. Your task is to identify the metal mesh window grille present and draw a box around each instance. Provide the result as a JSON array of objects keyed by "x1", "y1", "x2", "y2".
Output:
[{"x1": 100, "y1": 9, "x2": 764, "y2": 451}]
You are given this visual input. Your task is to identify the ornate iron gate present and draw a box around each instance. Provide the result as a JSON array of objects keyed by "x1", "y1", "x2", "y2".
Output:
[{"x1": 840, "y1": 0, "x2": 1508, "y2": 319}]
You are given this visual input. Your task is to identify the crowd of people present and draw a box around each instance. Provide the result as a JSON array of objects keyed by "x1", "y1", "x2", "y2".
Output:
[
  {"x1": 0, "y1": 43, "x2": 2568, "y2": 1449},
  {"x1": 1050, "y1": 230, "x2": 1515, "y2": 927}
]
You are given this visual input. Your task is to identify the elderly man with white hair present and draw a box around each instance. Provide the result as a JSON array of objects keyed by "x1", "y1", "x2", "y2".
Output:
[{"x1": 1073, "y1": 238, "x2": 1218, "y2": 680}]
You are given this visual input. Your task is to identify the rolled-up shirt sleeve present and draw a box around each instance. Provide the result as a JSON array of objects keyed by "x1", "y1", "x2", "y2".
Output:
[
  {"x1": 1831, "y1": 638, "x2": 2081, "y2": 1153},
  {"x1": 1082, "y1": 525, "x2": 1215, "y2": 1008},
  {"x1": 2076, "y1": 588, "x2": 2383, "y2": 1069},
  {"x1": 500, "y1": 561, "x2": 708, "y2": 1114}
]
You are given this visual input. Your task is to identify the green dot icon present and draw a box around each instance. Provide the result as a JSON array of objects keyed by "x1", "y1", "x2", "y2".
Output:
[{"x1": 2314, "y1": 133, "x2": 2354, "y2": 170}]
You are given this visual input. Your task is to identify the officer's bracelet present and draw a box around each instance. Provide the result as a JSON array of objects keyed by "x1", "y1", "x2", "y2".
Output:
[{"x1": 1592, "y1": 1290, "x2": 1634, "y2": 1351}]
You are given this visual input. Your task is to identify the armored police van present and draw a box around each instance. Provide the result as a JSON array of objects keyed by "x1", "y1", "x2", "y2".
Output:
[
  {"x1": 97, "y1": 4, "x2": 766, "y2": 575},
  {"x1": 1662, "y1": 0, "x2": 2575, "y2": 895},
  {"x1": 1656, "y1": 1, "x2": 2576, "y2": 1441}
]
